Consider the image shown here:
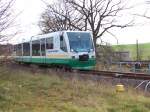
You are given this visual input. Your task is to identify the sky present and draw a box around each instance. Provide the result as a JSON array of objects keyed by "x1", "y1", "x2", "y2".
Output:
[
  {"x1": 10, "y1": 0, "x2": 150, "y2": 45},
  {"x1": 11, "y1": 0, "x2": 47, "y2": 44}
]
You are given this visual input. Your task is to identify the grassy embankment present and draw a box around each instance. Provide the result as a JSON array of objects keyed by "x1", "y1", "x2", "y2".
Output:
[
  {"x1": 113, "y1": 43, "x2": 150, "y2": 60},
  {"x1": 0, "y1": 65, "x2": 150, "y2": 112}
]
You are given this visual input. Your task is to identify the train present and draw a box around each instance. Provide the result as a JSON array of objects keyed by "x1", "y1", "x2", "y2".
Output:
[{"x1": 13, "y1": 31, "x2": 96, "y2": 70}]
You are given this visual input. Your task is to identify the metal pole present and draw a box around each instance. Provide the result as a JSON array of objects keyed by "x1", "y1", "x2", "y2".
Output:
[
  {"x1": 40, "y1": 39, "x2": 42, "y2": 56},
  {"x1": 30, "y1": 36, "x2": 33, "y2": 59},
  {"x1": 22, "y1": 39, "x2": 25, "y2": 61},
  {"x1": 136, "y1": 39, "x2": 139, "y2": 61},
  {"x1": 148, "y1": 63, "x2": 150, "y2": 74}
]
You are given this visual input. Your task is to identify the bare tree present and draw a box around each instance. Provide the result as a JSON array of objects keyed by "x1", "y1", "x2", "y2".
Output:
[
  {"x1": 39, "y1": 0, "x2": 84, "y2": 33},
  {"x1": 0, "y1": 0, "x2": 16, "y2": 42},
  {"x1": 0, "y1": 0, "x2": 16, "y2": 64},
  {"x1": 39, "y1": 0, "x2": 133, "y2": 50},
  {"x1": 133, "y1": 1, "x2": 150, "y2": 19}
]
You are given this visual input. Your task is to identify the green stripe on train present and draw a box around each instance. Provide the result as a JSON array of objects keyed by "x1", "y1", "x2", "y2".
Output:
[{"x1": 15, "y1": 57, "x2": 96, "y2": 70}]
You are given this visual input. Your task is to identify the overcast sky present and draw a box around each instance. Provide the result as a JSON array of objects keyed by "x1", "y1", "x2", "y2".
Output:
[{"x1": 10, "y1": 0, "x2": 150, "y2": 45}]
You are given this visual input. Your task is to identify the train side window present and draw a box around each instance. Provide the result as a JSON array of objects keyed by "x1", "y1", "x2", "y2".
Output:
[
  {"x1": 46, "y1": 37, "x2": 53, "y2": 49},
  {"x1": 16, "y1": 44, "x2": 18, "y2": 56},
  {"x1": 14, "y1": 45, "x2": 17, "y2": 55},
  {"x1": 41, "y1": 38, "x2": 46, "y2": 56},
  {"x1": 23, "y1": 42, "x2": 30, "y2": 56},
  {"x1": 60, "y1": 35, "x2": 67, "y2": 52},
  {"x1": 16, "y1": 44, "x2": 22, "y2": 56},
  {"x1": 32, "y1": 40, "x2": 40, "y2": 56},
  {"x1": 14, "y1": 45, "x2": 16, "y2": 52}
]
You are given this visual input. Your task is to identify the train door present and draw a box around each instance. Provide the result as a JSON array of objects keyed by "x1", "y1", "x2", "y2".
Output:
[
  {"x1": 40, "y1": 38, "x2": 46, "y2": 64},
  {"x1": 60, "y1": 35, "x2": 68, "y2": 52}
]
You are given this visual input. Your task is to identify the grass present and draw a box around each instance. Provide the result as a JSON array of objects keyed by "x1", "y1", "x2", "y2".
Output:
[
  {"x1": 113, "y1": 42, "x2": 150, "y2": 60},
  {"x1": 0, "y1": 65, "x2": 150, "y2": 112}
]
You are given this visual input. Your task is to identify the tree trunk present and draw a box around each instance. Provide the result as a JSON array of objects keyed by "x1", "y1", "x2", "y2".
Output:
[
  {"x1": 93, "y1": 38, "x2": 97, "y2": 53},
  {"x1": 93, "y1": 38, "x2": 98, "y2": 63},
  {"x1": 93, "y1": 35, "x2": 97, "y2": 53}
]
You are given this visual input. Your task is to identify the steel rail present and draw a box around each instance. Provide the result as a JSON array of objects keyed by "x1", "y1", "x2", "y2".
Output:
[
  {"x1": 11, "y1": 61, "x2": 150, "y2": 80},
  {"x1": 78, "y1": 70, "x2": 150, "y2": 80}
]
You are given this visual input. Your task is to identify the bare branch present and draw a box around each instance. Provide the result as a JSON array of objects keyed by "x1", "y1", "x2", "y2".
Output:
[
  {"x1": 0, "y1": 0, "x2": 17, "y2": 42},
  {"x1": 39, "y1": 0, "x2": 134, "y2": 52}
]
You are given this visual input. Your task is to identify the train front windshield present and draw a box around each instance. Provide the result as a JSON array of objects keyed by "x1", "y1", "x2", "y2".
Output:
[{"x1": 67, "y1": 32, "x2": 94, "y2": 52}]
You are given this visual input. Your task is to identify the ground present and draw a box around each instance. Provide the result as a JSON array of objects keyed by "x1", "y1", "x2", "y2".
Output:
[{"x1": 0, "y1": 64, "x2": 150, "y2": 112}]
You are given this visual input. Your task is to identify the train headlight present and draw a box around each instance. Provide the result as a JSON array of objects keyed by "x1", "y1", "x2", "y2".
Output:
[
  {"x1": 71, "y1": 49, "x2": 78, "y2": 53},
  {"x1": 71, "y1": 49, "x2": 74, "y2": 52}
]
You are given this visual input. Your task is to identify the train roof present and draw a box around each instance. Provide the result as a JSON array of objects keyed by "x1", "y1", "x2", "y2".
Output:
[{"x1": 15, "y1": 30, "x2": 92, "y2": 45}]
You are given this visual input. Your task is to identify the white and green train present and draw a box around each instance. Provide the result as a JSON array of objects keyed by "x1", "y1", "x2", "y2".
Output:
[{"x1": 13, "y1": 31, "x2": 96, "y2": 70}]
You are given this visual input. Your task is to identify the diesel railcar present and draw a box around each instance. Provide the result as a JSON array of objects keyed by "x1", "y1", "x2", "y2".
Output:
[{"x1": 13, "y1": 31, "x2": 96, "y2": 70}]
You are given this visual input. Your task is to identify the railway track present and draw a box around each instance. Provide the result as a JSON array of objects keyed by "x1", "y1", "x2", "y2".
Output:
[
  {"x1": 6, "y1": 61, "x2": 150, "y2": 81},
  {"x1": 78, "y1": 70, "x2": 150, "y2": 80},
  {"x1": 6, "y1": 62, "x2": 150, "y2": 91}
]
